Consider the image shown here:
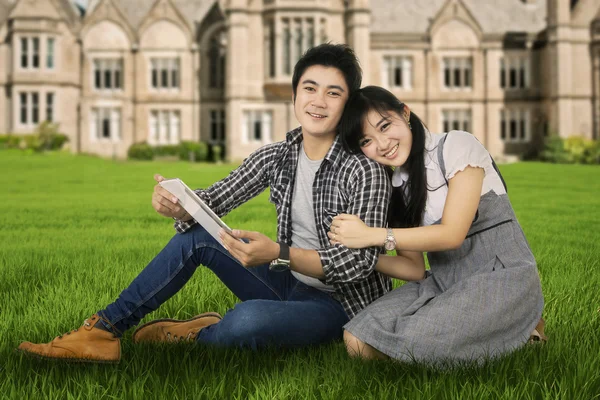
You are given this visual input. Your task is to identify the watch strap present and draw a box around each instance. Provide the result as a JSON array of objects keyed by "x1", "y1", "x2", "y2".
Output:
[
  {"x1": 278, "y1": 241, "x2": 290, "y2": 262},
  {"x1": 384, "y1": 228, "x2": 397, "y2": 250}
]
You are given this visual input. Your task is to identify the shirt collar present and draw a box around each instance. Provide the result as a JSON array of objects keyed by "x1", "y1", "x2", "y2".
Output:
[
  {"x1": 286, "y1": 127, "x2": 346, "y2": 168},
  {"x1": 285, "y1": 126, "x2": 304, "y2": 145}
]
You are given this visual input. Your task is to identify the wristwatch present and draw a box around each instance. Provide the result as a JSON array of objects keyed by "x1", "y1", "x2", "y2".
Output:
[
  {"x1": 269, "y1": 242, "x2": 291, "y2": 272},
  {"x1": 383, "y1": 228, "x2": 397, "y2": 251}
]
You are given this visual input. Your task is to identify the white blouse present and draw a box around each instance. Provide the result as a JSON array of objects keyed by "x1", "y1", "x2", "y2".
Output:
[{"x1": 391, "y1": 130, "x2": 507, "y2": 226}]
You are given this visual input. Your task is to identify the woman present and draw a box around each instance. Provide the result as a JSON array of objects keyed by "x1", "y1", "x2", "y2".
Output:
[{"x1": 329, "y1": 86, "x2": 546, "y2": 364}]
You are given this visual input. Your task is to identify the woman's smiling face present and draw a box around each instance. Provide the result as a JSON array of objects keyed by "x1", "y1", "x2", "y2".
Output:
[{"x1": 358, "y1": 106, "x2": 413, "y2": 168}]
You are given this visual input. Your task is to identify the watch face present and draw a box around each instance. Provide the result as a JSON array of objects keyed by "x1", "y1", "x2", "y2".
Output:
[
  {"x1": 269, "y1": 262, "x2": 290, "y2": 272},
  {"x1": 384, "y1": 240, "x2": 395, "y2": 251}
]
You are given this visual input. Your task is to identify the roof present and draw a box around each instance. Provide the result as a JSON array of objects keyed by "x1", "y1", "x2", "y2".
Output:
[
  {"x1": 0, "y1": 0, "x2": 14, "y2": 28},
  {"x1": 0, "y1": 0, "x2": 82, "y2": 28},
  {"x1": 370, "y1": 0, "x2": 547, "y2": 35},
  {"x1": 86, "y1": 0, "x2": 216, "y2": 31},
  {"x1": 55, "y1": 0, "x2": 84, "y2": 24}
]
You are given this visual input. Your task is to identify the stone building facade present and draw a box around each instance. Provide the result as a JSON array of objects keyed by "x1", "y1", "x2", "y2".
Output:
[{"x1": 0, "y1": 0, "x2": 597, "y2": 161}]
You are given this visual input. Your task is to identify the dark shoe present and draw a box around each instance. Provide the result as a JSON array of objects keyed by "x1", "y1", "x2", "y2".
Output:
[
  {"x1": 132, "y1": 312, "x2": 222, "y2": 344},
  {"x1": 17, "y1": 314, "x2": 120, "y2": 363},
  {"x1": 528, "y1": 318, "x2": 548, "y2": 344}
]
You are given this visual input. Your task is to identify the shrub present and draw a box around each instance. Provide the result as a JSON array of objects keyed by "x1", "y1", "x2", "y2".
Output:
[
  {"x1": 540, "y1": 135, "x2": 599, "y2": 164},
  {"x1": 563, "y1": 136, "x2": 589, "y2": 164},
  {"x1": 35, "y1": 121, "x2": 69, "y2": 151},
  {"x1": 154, "y1": 144, "x2": 180, "y2": 157},
  {"x1": 0, "y1": 134, "x2": 20, "y2": 149},
  {"x1": 0, "y1": 123, "x2": 68, "y2": 152},
  {"x1": 210, "y1": 144, "x2": 225, "y2": 162},
  {"x1": 179, "y1": 141, "x2": 208, "y2": 162},
  {"x1": 23, "y1": 135, "x2": 42, "y2": 152},
  {"x1": 540, "y1": 136, "x2": 569, "y2": 163},
  {"x1": 585, "y1": 139, "x2": 600, "y2": 164},
  {"x1": 128, "y1": 142, "x2": 154, "y2": 160}
]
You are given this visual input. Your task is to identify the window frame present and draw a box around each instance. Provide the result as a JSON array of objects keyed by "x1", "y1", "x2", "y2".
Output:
[
  {"x1": 442, "y1": 57, "x2": 473, "y2": 91},
  {"x1": 500, "y1": 108, "x2": 530, "y2": 143},
  {"x1": 46, "y1": 92, "x2": 55, "y2": 122},
  {"x1": 90, "y1": 107, "x2": 122, "y2": 142},
  {"x1": 19, "y1": 36, "x2": 45, "y2": 71},
  {"x1": 18, "y1": 91, "x2": 47, "y2": 126},
  {"x1": 207, "y1": 32, "x2": 226, "y2": 90},
  {"x1": 266, "y1": 14, "x2": 325, "y2": 80},
  {"x1": 241, "y1": 109, "x2": 273, "y2": 145},
  {"x1": 209, "y1": 108, "x2": 226, "y2": 144},
  {"x1": 441, "y1": 109, "x2": 472, "y2": 133},
  {"x1": 382, "y1": 55, "x2": 413, "y2": 90},
  {"x1": 148, "y1": 109, "x2": 181, "y2": 145},
  {"x1": 149, "y1": 57, "x2": 181, "y2": 92},
  {"x1": 499, "y1": 54, "x2": 530, "y2": 90},
  {"x1": 92, "y1": 58, "x2": 124, "y2": 92},
  {"x1": 46, "y1": 37, "x2": 56, "y2": 70}
]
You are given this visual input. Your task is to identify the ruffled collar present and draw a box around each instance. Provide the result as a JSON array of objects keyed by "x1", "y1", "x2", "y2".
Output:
[{"x1": 391, "y1": 167, "x2": 409, "y2": 187}]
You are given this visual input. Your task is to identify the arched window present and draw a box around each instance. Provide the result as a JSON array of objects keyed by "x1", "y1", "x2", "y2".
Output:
[{"x1": 209, "y1": 31, "x2": 226, "y2": 89}]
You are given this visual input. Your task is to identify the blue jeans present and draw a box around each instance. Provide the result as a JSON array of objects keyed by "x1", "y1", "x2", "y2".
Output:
[{"x1": 97, "y1": 224, "x2": 349, "y2": 350}]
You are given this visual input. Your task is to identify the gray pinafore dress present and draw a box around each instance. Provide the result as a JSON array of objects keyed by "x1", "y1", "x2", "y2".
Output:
[{"x1": 344, "y1": 134, "x2": 544, "y2": 364}]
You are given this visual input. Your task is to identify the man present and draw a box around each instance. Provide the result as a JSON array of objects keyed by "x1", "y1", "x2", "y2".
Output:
[{"x1": 17, "y1": 44, "x2": 392, "y2": 363}]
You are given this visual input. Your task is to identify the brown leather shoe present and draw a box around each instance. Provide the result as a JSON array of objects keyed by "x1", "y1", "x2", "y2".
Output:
[
  {"x1": 132, "y1": 312, "x2": 222, "y2": 344},
  {"x1": 528, "y1": 318, "x2": 548, "y2": 344},
  {"x1": 17, "y1": 314, "x2": 120, "y2": 363}
]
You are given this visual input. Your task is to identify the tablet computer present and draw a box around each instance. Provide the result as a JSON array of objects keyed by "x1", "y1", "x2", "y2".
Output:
[{"x1": 159, "y1": 178, "x2": 236, "y2": 247}]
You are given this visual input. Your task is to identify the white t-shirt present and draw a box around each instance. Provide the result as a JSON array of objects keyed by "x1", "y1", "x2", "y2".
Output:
[{"x1": 391, "y1": 130, "x2": 507, "y2": 226}]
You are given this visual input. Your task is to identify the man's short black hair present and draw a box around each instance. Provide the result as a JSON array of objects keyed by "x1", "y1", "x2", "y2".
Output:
[{"x1": 292, "y1": 43, "x2": 362, "y2": 101}]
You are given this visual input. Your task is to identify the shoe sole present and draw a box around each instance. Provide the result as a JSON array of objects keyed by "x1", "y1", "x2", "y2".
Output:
[
  {"x1": 132, "y1": 312, "x2": 222, "y2": 343},
  {"x1": 15, "y1": 348, "x2": 120, "y2": 364}
]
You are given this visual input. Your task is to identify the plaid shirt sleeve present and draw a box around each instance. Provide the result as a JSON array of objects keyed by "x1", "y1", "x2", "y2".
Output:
[
  {"x1": 317, "y1": 160, "x2": 391, "y2": 284},
  {"x1": 173, "y1": 142, "x2": 282, "y2": 233}
]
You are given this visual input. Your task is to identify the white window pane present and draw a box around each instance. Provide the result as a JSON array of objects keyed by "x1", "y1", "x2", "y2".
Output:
[
  {"x1": 382, "y1": 57, "x2": 390, "y2": 88},
  {"x1": 241, "y1": 111, "x2": 248, "y2": 144},
  {"x1": 47, "y1": 38, "x2": 55, "y2": 69},
  {"x1": 404, "y1": 58, "x2": 412, "y2": 89},
  {"x1": 21, "y1": 38, "x2": 28, "y2": 68},
  {"x1": 170, "y1": 111, "x2": 180, "y2": 144},
  {"x1": 149, "y1": 111, "x2": 158, "y2": 144},
  {"x1": 158, "y1": 111, "x2": 166, "y2": 144},
  {"x1": 90, "y1": 109, "x2": 98, "y2": 140},
  {"x1": 111, "y1": 109, "x2": 121, "y2": 141},
  {"x1": 263, "y1": 112, "x2": 272, "y2": 143}
]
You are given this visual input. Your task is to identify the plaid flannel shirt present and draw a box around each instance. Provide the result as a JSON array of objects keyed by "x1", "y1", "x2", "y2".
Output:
[{"x1": 174, "y1": 127, "x2": 392, "y2": 318}]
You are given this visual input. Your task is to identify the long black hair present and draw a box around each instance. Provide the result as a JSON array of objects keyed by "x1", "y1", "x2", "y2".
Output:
[{"x1": 339, "y1": 86, "x2": 428, "y2": 228}]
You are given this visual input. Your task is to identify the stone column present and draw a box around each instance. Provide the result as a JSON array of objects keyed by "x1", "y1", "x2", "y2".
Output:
[
  {"x1": 547, "y1": 0, "x2": 572, "y2": 138},
  {"x1": 224, "y1": 0, "x2": 248, "y2": 161},
  {"x1": 345, "y1": 0, "x2": 371, "y2": 86}
]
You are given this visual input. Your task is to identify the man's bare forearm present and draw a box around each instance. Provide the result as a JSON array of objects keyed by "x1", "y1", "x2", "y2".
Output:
[{"x1": 289, "y1": 248, "x2": 326, "y2": 279}]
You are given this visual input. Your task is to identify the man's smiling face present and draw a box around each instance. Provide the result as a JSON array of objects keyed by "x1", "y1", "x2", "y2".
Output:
[{"x1": 293, "y1": 65, "x2": 349, "y2": 141}]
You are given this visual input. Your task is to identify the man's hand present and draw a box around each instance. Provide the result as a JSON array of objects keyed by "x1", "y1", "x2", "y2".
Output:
[
  {"x1": 220, "y1": 229, "x2": 280, "y2": 268},
  {"x1": 152, "y1": 174, "x2": 189, "y2": 220}
]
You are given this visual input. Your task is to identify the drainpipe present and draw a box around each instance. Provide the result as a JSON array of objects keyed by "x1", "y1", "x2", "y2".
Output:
[
  {"x1": 424, "y1": 48, "x2": 429, "y2": 123},
  {"x1": 483, "y1": 48, "x2": 488, "y2": 148},
  {"x1": 77, "y1": 38, "x2": 83, "y2": 153},
  {"x1": 192, "y1": 43, "x2": 198, "y2": 142},
  {"x1": 132, "y1": 43, "x2": 138, "y2": 144},
  {"x1": 592, "y1": 43, "x2": 599, "y2": 140}
]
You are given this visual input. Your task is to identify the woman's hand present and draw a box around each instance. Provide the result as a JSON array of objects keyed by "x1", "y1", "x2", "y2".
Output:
[{"x1": 328, "y1": 214, "x2": 382, "y2": 249}]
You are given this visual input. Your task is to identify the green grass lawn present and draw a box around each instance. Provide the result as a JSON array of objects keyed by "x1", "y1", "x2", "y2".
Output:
[{"x1": 1, "y1": 150, "x2": 599, "y2": 399}]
